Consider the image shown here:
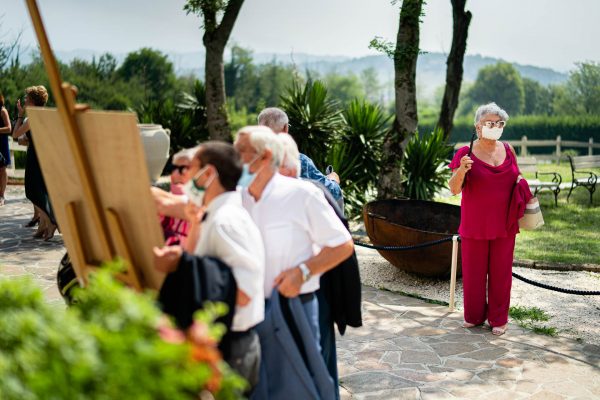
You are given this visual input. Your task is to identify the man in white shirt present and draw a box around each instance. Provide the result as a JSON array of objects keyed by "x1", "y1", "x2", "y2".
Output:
[
  {"x1": 233, "y1": 126, "x2": 354, "y2": 345},
  {"x1": 154, "y1": 141, "x2": 264, "y2": 391}
]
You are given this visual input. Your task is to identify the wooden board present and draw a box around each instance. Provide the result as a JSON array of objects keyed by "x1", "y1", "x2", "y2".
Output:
[{"x1": 26, "y1": 107, "x2": 165, "y2": 290}]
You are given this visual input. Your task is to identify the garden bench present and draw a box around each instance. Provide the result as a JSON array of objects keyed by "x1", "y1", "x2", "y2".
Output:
[
  {"x1": 567, "y1": 155, "x2": 600, "y2": 204},
  {"x1": 517, "y1": 157, "x2": 562, "y2": 206}
]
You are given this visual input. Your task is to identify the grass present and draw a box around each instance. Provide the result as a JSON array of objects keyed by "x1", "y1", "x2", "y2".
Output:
[
  {"x1": 437, "y1": 162, "x2": 600, "y2": 265},
  {"x1": 509, "y1": 305, "x2": 558, "y2": 336}
]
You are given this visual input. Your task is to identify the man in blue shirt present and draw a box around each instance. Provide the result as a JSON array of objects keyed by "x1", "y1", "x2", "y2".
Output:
[{"x1": 257, "y1": 107, "x2": 342, "y2": 201}]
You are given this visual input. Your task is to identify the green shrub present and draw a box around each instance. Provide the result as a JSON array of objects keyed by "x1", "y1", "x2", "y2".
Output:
[
  {"x1": 327, "y1": 99, "x2": 391, "y2": 217},
  {"x1": 0, "y1": 263, "x2": 246, "y2": 400},
  {"x1": 420, "y1": 115, "x2": 600, "y2": 153},
  {"x1": 402, "y1": 129, "x2": 453, "y2": 200},
  {"x1": 280, "y1": 80, "x2": 343, "y2": 171}
]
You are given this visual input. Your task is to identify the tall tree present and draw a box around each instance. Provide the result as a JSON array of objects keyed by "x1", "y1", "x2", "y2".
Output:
[
  {"x1": 373, "y1": 0, "x2": 424, "y2": 199},
  {"x1": 185, "y1": 0, "x2": 245, "y2": 141},
  {"x1": 437, "y1": 0, "x2": 471, "y2": 139},
  {"x1": 465, "y1": 62, "x2": 525, "y2": 116}
]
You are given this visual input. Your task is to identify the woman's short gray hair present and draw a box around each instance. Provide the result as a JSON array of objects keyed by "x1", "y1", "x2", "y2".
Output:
[
  {"x1": 257, "y1": 107, "x2": 289, "y2": 133},
  {"x1": 474, "y1": 102, "x2": 510, "y2": 125},
  {"x1": 278, "y1": 133, "x2": 301, "y2": 177},
  {"x1": 236, "y1": 126, "x2": 283, "y2": 170},
  {"x1": 172, "y1": 147, "x2": 197, "y2": 164}
]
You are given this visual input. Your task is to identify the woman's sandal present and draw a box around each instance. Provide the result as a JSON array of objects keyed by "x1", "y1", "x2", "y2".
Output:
[
  {"x1": 463, "y1": 322, "x2": 482, "y2": 328},
  {"x1": 492, "y1": 324, "x2": 508, "y2": 336},
  {"x1": 25, "y1": 216, "x2": 40, "y2": 227}
]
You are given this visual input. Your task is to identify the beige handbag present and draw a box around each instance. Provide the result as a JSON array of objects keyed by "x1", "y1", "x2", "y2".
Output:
[{"x1": 519, "y1": 197, "x2": 544, "y2": 230}]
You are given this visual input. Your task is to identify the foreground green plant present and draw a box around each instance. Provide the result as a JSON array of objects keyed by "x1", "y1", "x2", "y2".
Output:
[
  {"x1": 509, "y1": 305, "x2": 557, "y2": 336},
  {"x1": 0, "y1": 262, "x2": 246, "y2": 400}
]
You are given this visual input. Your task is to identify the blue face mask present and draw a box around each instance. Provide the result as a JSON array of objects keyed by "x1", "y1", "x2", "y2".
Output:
[{"x1": 237, "y1": 163, "x2": 257, "y2": 188}]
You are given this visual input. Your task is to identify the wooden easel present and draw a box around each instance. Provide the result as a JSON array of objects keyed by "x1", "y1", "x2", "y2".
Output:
[{"x1": 24, "y1": 0, "x2": 164, "y2": 291}]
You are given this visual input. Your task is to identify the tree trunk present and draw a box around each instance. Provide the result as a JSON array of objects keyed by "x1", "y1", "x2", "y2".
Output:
[
  {"x1": 204, "y1": 43, "x2": 230, "y2": 141},
  {"x1": 202, "y1": 0, "x2": 245, "y2": 141},
  {"x1": 377, "y1": 0, "x2": 424, "y2": 199},
  {"x1": 437, "y1": 0, "x2": 472, "y2": 139}
]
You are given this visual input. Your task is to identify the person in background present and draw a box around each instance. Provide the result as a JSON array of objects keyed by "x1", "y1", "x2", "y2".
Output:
[
  {"x1": 151, "y1": 147, "x2": 196, "y2": 246},
  {"x1": 448, "y1": 102, "x2": 531, "y2": 336},
  {"x1": 257, "y1": 107, "x2": 342, "y2": 201},
  {"x1": 154, "y1": 142, "x2": 265, "y2": 393},
  {"x1": 12, "y1": 85, "x2": 57, "y2": 240},
  {"x1": 0, "y1": 93, "x2": 12, "y2": 206}
]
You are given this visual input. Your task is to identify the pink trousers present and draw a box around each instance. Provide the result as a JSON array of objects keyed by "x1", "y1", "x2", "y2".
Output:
[{"x1": 461, "y1": 235, "x2": 516, "y2": 327}]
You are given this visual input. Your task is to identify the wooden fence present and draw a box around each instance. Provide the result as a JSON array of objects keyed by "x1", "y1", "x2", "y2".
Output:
[{"x1": 454, "y1": 136, "x2": 599, "y2": 161}]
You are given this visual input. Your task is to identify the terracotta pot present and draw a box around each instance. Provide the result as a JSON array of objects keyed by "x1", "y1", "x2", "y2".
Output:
[{"x1": 137, "y1": 124, "x2": 170, "y2": 182}]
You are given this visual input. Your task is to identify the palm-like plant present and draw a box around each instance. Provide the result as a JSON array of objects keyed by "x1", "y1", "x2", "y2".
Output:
[
  {"x1": 402, "y1": 129, "x2": 453, "y2": 200},
  {"x1": 136, "y1": 80, "x2": 209, "y2": 154},
  {"x1": 328, "y1": 99, "x2": 391, "y2": 217},
  {"x1": 280, "y1": 80, "x2": 343, "y2": 170}
]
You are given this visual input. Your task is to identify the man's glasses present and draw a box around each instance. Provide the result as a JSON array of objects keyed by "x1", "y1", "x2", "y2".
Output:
[
  {"x1": 482, "y1": 120, "x2": 506, "y2": 129},
  {"x1": 170, "y1": 165, "x2": 188, "y2": 174}
]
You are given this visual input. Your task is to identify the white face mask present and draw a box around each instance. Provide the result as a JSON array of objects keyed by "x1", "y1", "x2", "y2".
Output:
[
  {"x1": 183, "y1": 166, "x2": 213, "y2": 206},
  {"x1": 481, "y1": 126, "x2": 503, "y2": 140}
]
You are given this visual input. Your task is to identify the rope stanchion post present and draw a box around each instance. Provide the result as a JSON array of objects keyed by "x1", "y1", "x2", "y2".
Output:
[{"x1": 448, "y1": 235, "x2": 459, "y2": 312}]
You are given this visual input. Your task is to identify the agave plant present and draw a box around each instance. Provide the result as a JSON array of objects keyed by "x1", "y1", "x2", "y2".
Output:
[
  {"x1": 280, "y1": 80, "x2": 343, "y2": 170},
  {"x1": 401, "y1": 129, "x2": 453, "y2": 200},
  {"x1": 327, "y1": 99, "x2": 391, "y2": 217}
]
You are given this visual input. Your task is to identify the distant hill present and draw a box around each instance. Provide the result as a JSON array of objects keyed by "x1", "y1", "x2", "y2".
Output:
[{"x1": 41, "y1": 49, "x2": 568, "y2": 97}]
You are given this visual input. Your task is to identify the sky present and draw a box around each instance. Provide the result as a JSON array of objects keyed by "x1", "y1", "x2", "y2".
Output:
[{"x1": 3, "y1": 0, "x2": 600, "y2": 72}]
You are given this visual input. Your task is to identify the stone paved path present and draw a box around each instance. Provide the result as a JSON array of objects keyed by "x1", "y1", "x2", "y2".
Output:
[{"x1": 1, "y1": 185, "x2": 599, "y2": 399}]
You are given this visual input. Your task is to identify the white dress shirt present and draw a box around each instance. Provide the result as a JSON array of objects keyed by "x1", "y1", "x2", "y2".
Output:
[
  {"x1": 194, "y1": 191, "x2": 265, "y2": 332},
  {"x1": 242, "y1": 173, "x2": 352, "y2": 298}
]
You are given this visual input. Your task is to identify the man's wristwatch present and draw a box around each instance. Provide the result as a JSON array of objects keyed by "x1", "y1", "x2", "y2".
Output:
[{"x1": 298, "y1": 263, "x2": 311, "y2": 282}]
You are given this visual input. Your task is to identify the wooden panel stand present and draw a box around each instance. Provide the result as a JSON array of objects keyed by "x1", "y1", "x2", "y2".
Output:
[{"x1": 24, "y1": 0, "x2": 165, "y2": 291}]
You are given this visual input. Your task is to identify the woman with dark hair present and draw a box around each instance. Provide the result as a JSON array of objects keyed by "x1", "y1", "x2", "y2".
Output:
[
  {"x1": 0, "y1": 93, "x2": 12, "y2": 206},
  {"x1": 13, "y1": 85, "x2": 57, "y2": 240}
]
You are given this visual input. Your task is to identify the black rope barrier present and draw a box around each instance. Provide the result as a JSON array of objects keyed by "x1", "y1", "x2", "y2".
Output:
[
  {"x1": 512, "y1": 272, "x2": 600, "y2": 296},
  {"x1": 355, "y1": 235, "x2": 599, "y2": 295},
  {"x1": 353, "y1": 236, "x2": 455, "y2": 251}
]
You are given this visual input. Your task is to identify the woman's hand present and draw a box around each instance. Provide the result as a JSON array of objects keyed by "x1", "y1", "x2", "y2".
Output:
[
  {"x1": 459, "y1": 155, "x2": 473, "y2": 173},
  {"x1": 16, "y1": 99, "x2": 24, "y2": 117}
]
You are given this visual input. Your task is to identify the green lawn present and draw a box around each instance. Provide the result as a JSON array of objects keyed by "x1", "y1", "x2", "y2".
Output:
[{"x1": 438, "y1": 162, "x2": 600, "y2": 265}]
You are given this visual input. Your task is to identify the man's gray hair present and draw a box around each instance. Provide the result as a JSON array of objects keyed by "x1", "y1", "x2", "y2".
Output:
[
  {"x1": 257, "y1": 107, "x2": 289, "y2": 133},
  {"x1": 172, "y1": 146, "x2": 197, "y2": 164},
  {"x1": 278, "y1": 133, "x2": 301, "y2": 177},
  {"x1": 236, "y1": 126, "x2": 283, "y2": 170},
  {"x1": 474, "y1": 102, "x2": 510, "y2": 125}
]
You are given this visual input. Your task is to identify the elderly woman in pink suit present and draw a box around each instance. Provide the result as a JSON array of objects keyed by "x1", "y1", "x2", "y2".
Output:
[{"x1": 448, "y1": 102, "x2": 530, "y2": 336}]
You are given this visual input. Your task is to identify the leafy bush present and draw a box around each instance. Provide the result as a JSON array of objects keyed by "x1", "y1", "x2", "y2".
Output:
[
  {"x1": 0, "y1": 263, "x2": 245, "y2": 400},
  {"x1": 402, "y1": 129, "x2": 453, "y2": 200},
  {"x1": 280, "y1": 80, "x2": 343, "y2": 171},
  {"x1": 136, "y1": 80, "x2": 209, "y2": 155},
  {"x1": 328, "y1": 99, "x2": 391, "y2": 217},
  {"x1": 420, "y1": 114, "x2": 600, "y2": 147}
]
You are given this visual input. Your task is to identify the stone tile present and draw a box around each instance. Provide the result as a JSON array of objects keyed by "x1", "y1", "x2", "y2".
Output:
[
  {"x1": 477, "y1": 368, "x2": 521, "y2": 382},
  {"x1": 398, "y1": 326, "x2": 449, "y2": 337},
  {"x1": 381, "y1": 351, "x2": 401, "y2": 366},
  {"x1": 418, "y1": 387, "x2": 455, "y2": 399},
  {"x1": 443, "y1": 358, "x2": 494, "y2": 370},
  {"x1": 353, "y1": 387, "x2": 420, "y2": 400},
  {"x1": 400, "y1": 350, "x2": 441, "y2": 365},
  {"x1": 390, "y1": 337, "x2": 433, "y2": 351},
  {"x1": 514, "y1": 380, "x2": 540, "y2": 394},
  {"x1": 526, "y1": 390, "x2": 566, "y2": 400},
  {"x1": 389, "y1": 369, "x2": 446, "y2": 383},
  {"x1": 428, "y1": 342, "x2": 478, "y2": 357},
  {"x1": 540, "y1": 381, "x2": 597, "y2": 398},
  {"x1": 461, "y1": 347, "x2": 510, "y2": 361},
  {"x1": 496, "y1": 357, "x2": 525, "y2": 368},
  {"x1": 340, "y1": 371, "x2": 416, "y2": 394}
]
